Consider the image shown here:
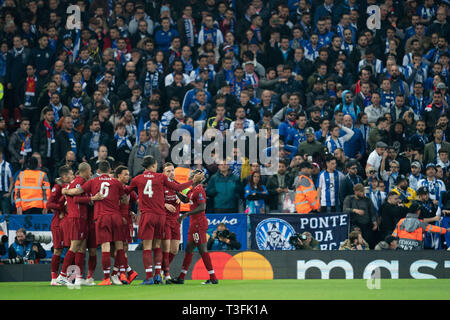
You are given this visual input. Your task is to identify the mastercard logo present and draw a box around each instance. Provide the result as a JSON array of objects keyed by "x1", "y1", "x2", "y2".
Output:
[{"x1": 192, "y1": 251, "x2": 274, "y2": 280}]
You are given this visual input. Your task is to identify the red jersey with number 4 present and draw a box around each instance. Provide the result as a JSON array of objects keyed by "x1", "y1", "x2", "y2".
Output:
[
  {"x1": 82, "y1": 174, "x2": 125, "y2": 219},
  {"x1": 66, "y1": 176, "x2": 88, "y2": 219},
  {"x1": 188, "y1": 184, "x2": 207, "y2": 225},
  {"x1": 128, "y1": 171, "x2": 192, "y2": 216}
]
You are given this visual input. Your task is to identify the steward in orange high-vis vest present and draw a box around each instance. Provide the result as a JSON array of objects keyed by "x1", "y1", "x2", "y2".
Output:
[
  {"x1": 14, "y1": 157, "x2": 51, "y2": 214},
  {"x1": 174, "y1": 166, "x2": 191, "y2": 212},
  {"x1": 392, "y1": 202, "x2": 449, "y2": 250},
  {"x1": 295, "y1": 162, "x2": 320, "y2": 214}
]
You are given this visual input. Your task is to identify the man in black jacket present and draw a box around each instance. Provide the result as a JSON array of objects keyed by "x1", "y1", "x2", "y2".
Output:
[
  {"x1": 79, "y1": 117, "x2": 111, "y2": 162},
  {"x1": 379, "y1": 191, "x2": 408, "y2": 240},
  {"x1": 33, "y1": 107, "x2": 56, "y2": 169},
  {"x1": 54, "y1": 116, "x2": 81, "y2": 164},
  {"x1": 340, "y1": 161, "x2": 364, "y2": 203}
]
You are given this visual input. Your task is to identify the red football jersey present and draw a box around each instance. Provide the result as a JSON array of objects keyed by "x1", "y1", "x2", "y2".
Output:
[
  {"x1": 128, "y1": 171, "x2": 192, "y2": 216},
  {"x1": 66, "y1": 176, "x2": 88, "y2": 219},
  {"x1": 188, "y1": 184, "x2": 207, "y2": 225},
  {"x1": 82, "y1": 174, "x2": 125, "y2": 218},
  {"x1": 164, "y1": 181, "x2": 182, "y2": 220},
  {"x1": 120, "y1": 190, "x2": 138, "y2": 222},
  {"x1": 48, "y1": 183, "x2": 67, "y2": 224}
]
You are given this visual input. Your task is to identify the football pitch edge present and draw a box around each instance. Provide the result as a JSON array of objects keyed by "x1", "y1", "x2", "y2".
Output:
[{"x1": 1, "y1": 279, "x2": 450, "y2": 300}]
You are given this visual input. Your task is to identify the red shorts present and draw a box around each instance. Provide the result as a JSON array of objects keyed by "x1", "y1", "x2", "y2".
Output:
[
  {"x1": 187, "y1": 222, "x2": 208, "y2": 245},
  {"x1": 86, "y1": 220, "x2": 97, "y2": 249},
  {"x1": 163, "y1": 218, "x2": 181, "y2": 241},
  {"x1": 95, "y1": 214, "x2": 125, "y2": 245},
  {"x1": 138, "y1": 213, "x2": 165, "y2": 240},
  {"x1": 51, "y1": 217, "x2": 65, "y2": 249},
  {"x1": 63, "y1": 217, "x2": 87, "y2": 244}
]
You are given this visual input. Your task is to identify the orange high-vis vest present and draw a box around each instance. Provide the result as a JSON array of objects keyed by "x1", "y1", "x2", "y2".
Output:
[
  {"x1": 14, "y1": 170, "x2": 51, "y2": 211},
  {"x1": 295, "y1": 175, "x2": 320, "y2": 214},
  {"x1": 392, "y1": 215, "x2": 447, "y2": 250},
  {"x1": 174, "y1": 167, "x2": 191, "y2": 212}
]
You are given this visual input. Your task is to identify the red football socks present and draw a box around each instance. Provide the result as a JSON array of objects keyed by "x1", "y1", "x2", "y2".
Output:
[
  {"x1": 143, "y1": 249, "x2": 153, "y2": 280},
  {"x1": 201, "y1": 252, "x2": 217, "y2": 281},
  {"x1": 87, "y1": 255, "x2": 97, "y2": 279},
  {"x1": 168, "y1": 252, "x2": 175, "y2": 264},
  {"x1": 60, "y1": 250, "x2": 76, "y2": 277},
  {"x1": 162, "y1": 252, "x2": 170, "y2": 274},
  {"x1": 51, "y1": 254, "x2": 61, "y2": 279},
  {"x1": 178, "y1": 252, "x2": 193, "y2": 280},
  {"x1": 153, "y1": 248, "x2": 162, "y2": 276}
]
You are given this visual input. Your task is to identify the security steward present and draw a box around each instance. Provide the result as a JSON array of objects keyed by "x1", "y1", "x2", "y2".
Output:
[
  {"x1": 392, "y1": 202, "x2": 450, "y2": 250},
  {"x1": 294, "y1": 161, "x2": 320, "y2": 214},
  {"x1": 14, "y1": 156, "x2": 51, "y2": 214}
]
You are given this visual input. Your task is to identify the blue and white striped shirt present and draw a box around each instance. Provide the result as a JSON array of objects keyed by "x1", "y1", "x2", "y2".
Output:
[
  {"x1": 0, "y1": 160, "x2": 12, "y2": 192},
  {"x1": 317, "y1": 170, "x2": 345, "y2": 207}
]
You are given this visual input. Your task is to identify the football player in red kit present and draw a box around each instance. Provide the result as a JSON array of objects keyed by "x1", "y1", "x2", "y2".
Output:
[
  {"x1": 74, "y1": 161, "x2": 129, "y2": 286},
  {"x1": 127, "y1": 155, "x2": 200, "y2": 285},
  {"x1": 57, "y1": 162, "x2": 104, "y2": 286},
  {"x1": 110, "y1": 165, "x2": 139, "y2": 285},
  {"x1": 167, "y1": 170, "x2": 218, "y2": 285},
  {"x1": 47, "y1": 165, "x2": 73, "y2": 286},
  {"x1": 160, "y1": 162, "x2": 190, "y2": 281}
]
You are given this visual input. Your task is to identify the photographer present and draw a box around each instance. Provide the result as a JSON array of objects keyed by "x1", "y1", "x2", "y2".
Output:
[
  {"x1": 207, "y1": 223, "x2": 241, "y2": 251},
  {"x1": 7, "y1": 228, "x2": 46, "y2": 264},
  {"x1": 339, "y1": 230, "x2": 370, "y2": 251},
  {"x1": 289, "y1": 232, "x2": 320, "y2": 250}
]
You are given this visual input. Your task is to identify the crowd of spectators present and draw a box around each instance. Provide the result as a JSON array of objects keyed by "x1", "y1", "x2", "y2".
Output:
[{"x1": 0, "y1": 0, "x2": 449, "y2": 251}]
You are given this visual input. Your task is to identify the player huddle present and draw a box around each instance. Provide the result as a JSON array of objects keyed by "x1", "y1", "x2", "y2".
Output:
[{"x1": 48, "y1": 155, "x2": 218, "y2": 286}]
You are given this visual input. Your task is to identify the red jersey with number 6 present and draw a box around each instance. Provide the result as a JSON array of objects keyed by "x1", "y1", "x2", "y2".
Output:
[
  {"x1": 81, "y1": 174, "x2": 125, "y2": 219},
  {"x1": 128, "y1": 171, "x2": 192, "y2": 216},
  {"x1": 188, "y1": 184, "x2": 207, "y2": 225}
]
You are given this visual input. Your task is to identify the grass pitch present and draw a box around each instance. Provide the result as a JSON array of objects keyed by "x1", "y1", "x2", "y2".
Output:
[{"x1": 0, "y1": 279, "x2": 449, "y2": 300}]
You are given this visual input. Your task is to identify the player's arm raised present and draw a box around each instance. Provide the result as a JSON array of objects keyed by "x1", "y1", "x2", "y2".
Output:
[{"x1": 163, "y1": 174, "x2": 195, "y2": 192}]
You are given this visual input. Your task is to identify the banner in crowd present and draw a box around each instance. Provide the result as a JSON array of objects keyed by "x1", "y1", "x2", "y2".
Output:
[
  {"x1": 250, "y1": 213, "x2": 350, "y2": 250},
  {"x1": 182, "y1": 214, "x2": 247, "y2": 250}
]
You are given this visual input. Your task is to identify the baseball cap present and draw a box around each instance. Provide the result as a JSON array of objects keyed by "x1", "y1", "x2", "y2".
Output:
[
  {"x1": 286, "y1": 108, "x2": 296, "y2": 115},
  {"x1": 426, "y1": 163, "x2": 437, "y2": 170},
  {"x1": 411, "y1": 161, "x2": 421, "y2": 168},
  {"x1": 305, "y1": 127, "x2": 315, "y2": 135},
  {"x1": 416, "y1": 186, "x2": 429, "y2": 195},
  {"x1": 375, "y1": 141, "x2": 388, "y2": 148}
]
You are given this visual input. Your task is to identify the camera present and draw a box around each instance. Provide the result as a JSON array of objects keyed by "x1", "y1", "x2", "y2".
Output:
[
  {"x1": 217, "y1": 229, "x2": 230, "y2": 239},
  {"x1": 25, "y1": 232, "x2": 52, "y2": 244},
  {"x1": 1, "y1": 235, "x2": 7, "y2": 243},
  {"x1": 1, "y1": 256, "x2": 24, "y2": 264},
  {"x1": 289, "y1": 233, "x2": 307, "y2": 248}
]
